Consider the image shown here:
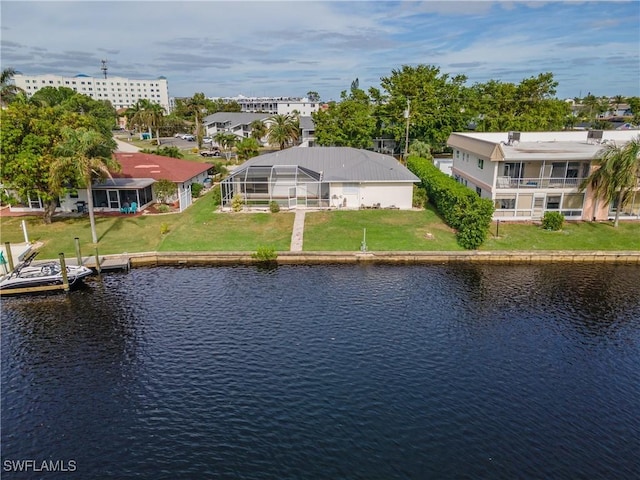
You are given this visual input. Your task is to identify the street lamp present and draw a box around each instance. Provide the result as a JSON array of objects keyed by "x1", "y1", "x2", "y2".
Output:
[{"x1": 403, "y1": 98, "x2": 411, "y2": 162}]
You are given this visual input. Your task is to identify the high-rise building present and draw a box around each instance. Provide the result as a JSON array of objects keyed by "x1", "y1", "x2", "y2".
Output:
[{"x1": 13, "y1": 73, "x2": 171, "y2": 112}]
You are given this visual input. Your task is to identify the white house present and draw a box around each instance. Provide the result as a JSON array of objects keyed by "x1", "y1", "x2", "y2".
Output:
[
  {"x1": 448, "y1": 130, "x2": 640, "y2": 221},
  {"x1": 220, "y1": 147, "x2": 419, "y2": 210}
]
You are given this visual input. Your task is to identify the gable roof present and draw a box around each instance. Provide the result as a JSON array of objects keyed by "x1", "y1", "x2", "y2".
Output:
[
  {"x1": 113, "y1": 152, "x2": 210, "y2": 183},
  {"x1": 234, "y1": 147, "x2": 419, "y2": 183}
]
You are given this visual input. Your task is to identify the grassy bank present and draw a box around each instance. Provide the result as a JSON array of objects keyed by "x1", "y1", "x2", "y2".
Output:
[{"x1": 1, "y1": 190, "x2": 639, "y2": 259}]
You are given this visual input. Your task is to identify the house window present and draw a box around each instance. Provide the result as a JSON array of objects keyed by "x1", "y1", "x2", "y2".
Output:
[
  {"x1": 476, "y1": 187, "x2": 482, "y2": 196},
  {"x1": 546, "y1": 195, "x2": 561, "y2": 209},
  {"x1": 478, "y1": 159, "x2": 484, "y2": 169},
  {"x1": 495, "y1": 195, "x2": 516, "y2": 209}
]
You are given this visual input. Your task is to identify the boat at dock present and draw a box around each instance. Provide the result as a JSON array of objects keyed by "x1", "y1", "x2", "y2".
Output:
[{"x1": 0, "y1": 252, "x2": 93, "y2": 292}]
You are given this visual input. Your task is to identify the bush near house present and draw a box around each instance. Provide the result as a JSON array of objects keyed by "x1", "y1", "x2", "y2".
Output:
[
  {"x1": 407, "y1": 155, "x2": 494, "y2": 249},
  {"x1": 269, "y1": 201, "x2": 280, "y2": 213},
  {"x1": 191, "y1": 183, "x2": 204, "y2": 198},
  {"x1": 542, "y1": 211, "x2": 565, "y2": 231}
]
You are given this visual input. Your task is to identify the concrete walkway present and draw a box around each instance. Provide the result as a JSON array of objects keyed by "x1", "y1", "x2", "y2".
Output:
[
  {"x1": 115, "y1": 138, "x2": 140, "y2": 152},
  {"x1": 290, "y1": 209, "x2": 306, "y2": 252}
]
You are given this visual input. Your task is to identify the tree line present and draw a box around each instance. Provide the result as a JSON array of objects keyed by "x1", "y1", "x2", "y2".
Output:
[{"x1": 311, "y1": 66, "x2": 640, "y2": 154}]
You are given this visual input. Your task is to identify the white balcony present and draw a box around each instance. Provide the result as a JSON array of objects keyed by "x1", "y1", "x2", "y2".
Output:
[{"x1": 496, "y1": 176, "x2": 585, "y2": 189}]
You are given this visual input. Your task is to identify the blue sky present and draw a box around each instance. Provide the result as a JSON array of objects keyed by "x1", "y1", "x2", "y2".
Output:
[{"x1": 1, "y1": 1, "x2": 639, "y2": 101}]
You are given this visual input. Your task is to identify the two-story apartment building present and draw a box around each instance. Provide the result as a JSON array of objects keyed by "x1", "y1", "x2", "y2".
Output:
[{"x1": 448, "y1": 130, "x2": 640, "y2": 222}]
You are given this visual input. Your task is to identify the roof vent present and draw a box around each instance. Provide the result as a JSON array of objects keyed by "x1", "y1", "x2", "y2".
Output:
[
  {"x1": 587, "y1": 130, "x2": 604, "y2": 144},
  {"x1": 507, "y1": 131, "x2": 521, "y2": 145}
]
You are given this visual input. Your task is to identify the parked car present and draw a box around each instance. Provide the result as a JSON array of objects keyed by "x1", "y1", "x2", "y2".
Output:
[
  {"x1": 203, "y1": 137, "x2": 213, "y2": 144},
  {"x1": 200, "y1": 150, "x2": 221, "y2": 157},
  {"x1": 181, "y1": 134, "x2": 195, "y2": 141}
]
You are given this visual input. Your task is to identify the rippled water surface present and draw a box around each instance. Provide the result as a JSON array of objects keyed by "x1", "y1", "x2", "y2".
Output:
[{"x1": 2, "y1": 264, "x2": 640, "y2": 479}]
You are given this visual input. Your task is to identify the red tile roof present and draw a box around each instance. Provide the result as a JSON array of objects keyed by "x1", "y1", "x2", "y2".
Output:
[{"x1": 113, "y1": 152, "x2": 211, "y2": 183}]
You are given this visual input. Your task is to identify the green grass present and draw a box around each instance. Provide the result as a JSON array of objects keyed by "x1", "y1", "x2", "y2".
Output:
[
  {"x1": 303, "y1": 207, "x2": 463, "y2": 251},
  {"x1": 2, "y1": 195, "x2": 639, "y2": 261},
  {"x1": 481, "y1": 220, "x2": 640, "y2": 250}
]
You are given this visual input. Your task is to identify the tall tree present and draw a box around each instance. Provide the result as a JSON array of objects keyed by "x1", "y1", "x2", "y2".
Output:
[
  {"x1": 1, "y1": 89, "x2": 117, "y2": 223},
  {"x1": 186, "y1": 93, "x2": 208, "y2": 148},
  {"x1": 0, "y1": 68, "x2": 23, "y2": 107},
  {"x1": 306, "y1": 91, "x2": 320, "y2": 102},
  {"x1": 214, "y1": 132, "x2": 238, "y2": 162},
  {"x1": 312, "y1": 88, "x2": 375, "y2": 149},
  {"x1": 580, "y1": 136, "x2": 640, "y2": 227},
  {"x1": 51, "y1": 127, "x2": 119, "y2": 243},
  {"x1": 378, "y1": 64, "x2": 471, "y2": 152},
  {"x1": 249, "y1": 119, "x2": 268, "y2": 144},
  {"x1": 267, "y1": 113, "x2": 300, "y2": 150}
]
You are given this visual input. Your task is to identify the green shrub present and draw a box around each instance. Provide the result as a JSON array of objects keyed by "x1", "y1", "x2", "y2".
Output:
[
  {"x1": 160, "y1": 222, "x2": 170, "y2": 235},
  {"x1": 210, "y1": 184, "x2": 221, "y2": 206},
  {"x1": 407, "y1": 155, "x2": 494, "y2": 249},
  {"x1": 157, "y1": 204, "x2": 171, "y2": 213},
  {"x1": 542, "y1": 211, "x2": 565, "y2": 231},
  {"x1": 153, "y1": 178, "x2": 177, "y2": 204},
  {"x1": 251, "y1": 246, "x2": 277, "y2": 262},
  {"x1": 412, "y1": 186, "x2": 428, "y2": 208},
  {"x1": 231, "y1": 194, "x2": 244, "y2": 212},
  {"x1": 269, "y1": 201, "x2": 280, "y2": 213},
  {"x1": 191, "y1": 183, "x2": 204, "y2": 198}
]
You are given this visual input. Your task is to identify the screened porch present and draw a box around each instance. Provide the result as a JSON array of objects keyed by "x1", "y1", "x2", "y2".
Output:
[{"x1": 221, "y1": 165, "x2": 330, "y2": 209}]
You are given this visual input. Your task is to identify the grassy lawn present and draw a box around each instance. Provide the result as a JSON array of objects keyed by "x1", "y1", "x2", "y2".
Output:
[
  {"x1": 303, "y1": 207, "x2": 463, "y2": 251},
  {"x1": 159, "y1": 194, "x2": 294, "y2": 252},
  {"x1": 2, "y1": 194, "x2": 639, "y2": 260},
  {"x1": 481, "y1": 220, "x2": 640, "y2": 250}
]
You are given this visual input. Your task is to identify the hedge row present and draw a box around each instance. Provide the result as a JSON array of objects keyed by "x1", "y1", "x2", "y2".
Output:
[{"x1": 407, "y1": 155, "x2": 495, "y2": 249}]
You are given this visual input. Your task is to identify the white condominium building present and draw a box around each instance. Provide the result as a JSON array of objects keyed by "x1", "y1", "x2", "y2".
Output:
[
  {"x1": 211, "y1": 95, "x2": 322, "y2": 116},
  {"x1": 13, "y1": 73, "x2": 171, "y2": 112}
]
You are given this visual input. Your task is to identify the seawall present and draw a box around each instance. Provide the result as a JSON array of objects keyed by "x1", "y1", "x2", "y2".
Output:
[{"x1": 124, "y1": 250, "x2": 640, "y2": 267}]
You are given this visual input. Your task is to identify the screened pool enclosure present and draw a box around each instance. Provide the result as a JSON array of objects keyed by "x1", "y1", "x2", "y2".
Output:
[{"x1": 221, "y1": 165, "x2": 330, "y2": 208}]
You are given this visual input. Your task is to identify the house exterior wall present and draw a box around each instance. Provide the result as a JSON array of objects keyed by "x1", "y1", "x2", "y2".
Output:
[
  {"x1": 14, "y1": 73, "x2": 171, "y2": 113},
  {"x1": 276, "y1": 101, "x2": 320, "y2": 116},
  {"x1": 329, "y1": 183, "x2": 413, "y2": 210}
]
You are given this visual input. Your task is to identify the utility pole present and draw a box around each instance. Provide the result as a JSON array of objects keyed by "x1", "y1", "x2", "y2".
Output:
[{"x1": 403, "y1": 98, "x2": 411, "y2": 162}]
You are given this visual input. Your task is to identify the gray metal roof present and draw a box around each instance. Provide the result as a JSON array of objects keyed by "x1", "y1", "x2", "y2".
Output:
[
  {"x1": 203, "y1": 112, "x2": 270, "y2": 126},
  {"x1": 93, "y1": 177, "x2": 155, "y2": 189},
  {"x1": 299, "y1": 116, "x2": 315, "y2": 131},
  {"x1": 235, "y1": 147, "x2": 419, "y2": 183}
]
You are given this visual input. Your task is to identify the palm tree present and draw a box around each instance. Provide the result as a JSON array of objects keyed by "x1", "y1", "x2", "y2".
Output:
[
  {"x1": 236, "y1": 138, "x2": 260, "y2": 161},
  {"x1": 580, "y1": 136, "x2": 640, "y2": 227},
  {"x1": 186, "y1": 93, "x2": 208, "y2": 148},
  {"x1": 1, "y1": 68, "x2": 23, "y2": 107},
  {"x1": 267, "y1": 113, "x2": 300, "y2": 150},
  {"x1": 249, "y1": 119, "x2": 268, "y2": 144},
  {"x1": 214, "y1": 132, "x2": 238, "y2": 162},
  {"x1": 51, "y1": 127, "x2": 119, "y2": 243}
]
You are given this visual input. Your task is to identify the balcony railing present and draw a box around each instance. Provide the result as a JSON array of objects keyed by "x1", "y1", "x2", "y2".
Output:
[{"x1": 496, "y1": 176, "x2": 585, "y2": 189}]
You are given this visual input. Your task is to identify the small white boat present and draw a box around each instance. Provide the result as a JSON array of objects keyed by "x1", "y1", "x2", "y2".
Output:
[{"x1": 0, "y1": 254, "x2": 93, "y2": 291}]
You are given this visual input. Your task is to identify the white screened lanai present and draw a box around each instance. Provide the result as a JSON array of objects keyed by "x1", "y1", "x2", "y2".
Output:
[{"x1": 221, "y1": 164, "x2": 329, "y2": 208}]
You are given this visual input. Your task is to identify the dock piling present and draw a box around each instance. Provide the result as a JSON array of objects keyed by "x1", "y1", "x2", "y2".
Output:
[
  {"x1": 59, "y1": 253, "x2": 70, "y2": 292},
  {"x1": 94, "y1": 247, "x2": 101, "y2": 274},
  {"x1": 75, "y1": 238, "x2": 82, "y2": 266},
  {"x1": 4, "y1": 242, "x2": 15, "y2": 272}
]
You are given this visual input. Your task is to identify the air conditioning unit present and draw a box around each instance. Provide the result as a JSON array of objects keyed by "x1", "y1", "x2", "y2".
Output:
[{"x1": 587, "y1": 130, "x2": 604, "y2": 143}]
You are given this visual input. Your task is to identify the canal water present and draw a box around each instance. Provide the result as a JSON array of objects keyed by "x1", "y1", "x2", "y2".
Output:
[{"x1": 2, "y1": 264, "x2": 639, "y2": 479}]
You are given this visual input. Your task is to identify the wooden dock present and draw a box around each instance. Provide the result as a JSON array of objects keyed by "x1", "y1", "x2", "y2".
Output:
[{"x1": 60, "y1": 254, "x2": 131, "y2": 272}]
